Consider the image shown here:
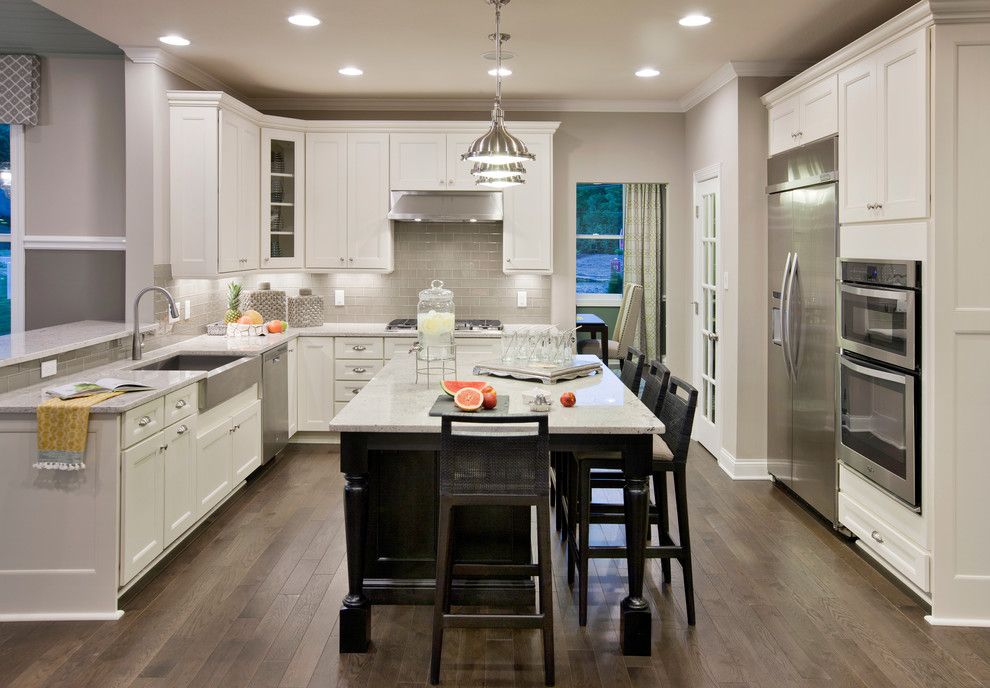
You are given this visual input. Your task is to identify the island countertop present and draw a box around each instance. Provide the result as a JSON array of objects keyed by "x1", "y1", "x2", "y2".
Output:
[{"x1": 328, "y1": 353, "x2": 663, "y2": 435}]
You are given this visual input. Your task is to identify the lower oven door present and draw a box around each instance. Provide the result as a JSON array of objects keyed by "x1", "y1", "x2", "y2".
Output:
[{"x1": 837, "y1": 354, "x2": 920, "y2": 509}]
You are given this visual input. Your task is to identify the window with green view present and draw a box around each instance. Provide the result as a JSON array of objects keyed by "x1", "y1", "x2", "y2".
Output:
[
  {"x1": 1, "y1": 123, "x2": 11, "y2": 336},
  {"x1": 576, "y1": 183, "x2": 624, "y2": 295}
]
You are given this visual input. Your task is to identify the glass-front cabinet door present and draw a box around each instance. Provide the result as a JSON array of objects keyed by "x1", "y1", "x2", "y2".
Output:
[{"x1": 262, "y1": 129, "x2": 305, "y2": 269}]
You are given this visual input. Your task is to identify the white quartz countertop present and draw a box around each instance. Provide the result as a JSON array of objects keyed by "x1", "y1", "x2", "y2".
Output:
[
  {"x1": 0, "y1": 320, "x2": 156, "y2": 370},
  {"x1": 329, "y1": 353, "x2": 663, "y2": 435}
]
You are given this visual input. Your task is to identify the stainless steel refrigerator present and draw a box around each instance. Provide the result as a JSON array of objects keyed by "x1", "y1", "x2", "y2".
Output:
[{"x1": 767, "y1": 136, "x2": 838, "y2": 525}]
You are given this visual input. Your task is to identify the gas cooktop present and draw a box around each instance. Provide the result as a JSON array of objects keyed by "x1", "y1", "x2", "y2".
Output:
[{"x1": 385, "y1": 318, "x2": 503, "y2": 332}]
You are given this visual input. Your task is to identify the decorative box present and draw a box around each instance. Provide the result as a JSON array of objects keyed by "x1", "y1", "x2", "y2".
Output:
[
  {"x1": 287, "y1": 288, "x2": 324, "y2": 327},
  {"x1": 240, "y1": 284, "x2": 287, "y2": 322}
]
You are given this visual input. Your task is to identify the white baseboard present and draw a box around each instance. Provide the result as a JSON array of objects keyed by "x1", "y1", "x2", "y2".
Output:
[
  {"x1": 0, "y1": 610, "x2": 124, "y2": 622},
  {"x1": 718, "y1": 448, "x2": 771, "y2": 481},
  {"x1": 925, "y1": 616, "x2": 990, "y2": 628}
]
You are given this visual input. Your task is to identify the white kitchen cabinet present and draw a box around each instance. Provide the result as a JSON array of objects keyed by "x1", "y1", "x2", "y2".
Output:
[
  {"x1": 196, "y1": 420, "x2": 233, "y2": 516},
  {"x1": 768, "y1": 96, "x2": 800, "y2": 156},
  {"x1": 768, "y1": 76, "x2": 837, "y2": 155},
  {"x1": 219, "y1": 108, "x2": 261, "y2": 273},
  {"x1": 348, "y1": 133, "x2": 393, "y2": 270},
  {"x1": 162, "y1": 417, "x2": 197, "y2": 548},
  {"x1": 446, "y1": 131, "x2": 487, "y2": 190},
  {"x1": 231, "y1": 400, "x2": 262, "y2": 482},
  {"x1": 297, "y1": 337, "x2": 334, "y2": 431},
  {"x1": 121, "y1": 433, "x2": 165, "y2": 584},
  {"x1": 305, "y1": 133, "x2": 348, "y2": 269},
  {"x1": 839, "y1": 29, "x2": 927, "y2": 223},
  {"x1": 390, "y1": 133, "x2": 447, "y2": 190},
  {"x1": 502, "y1": 134, "x2": 553, "y2": 274},
  {"x1": 262, "y1": 128, "x2": 305, "y2": 269},
  {"x1": 287, "y1": 340, "x2": 298, "y2": 437}
]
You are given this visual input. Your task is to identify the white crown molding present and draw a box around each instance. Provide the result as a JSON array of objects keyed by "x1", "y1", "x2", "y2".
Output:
[
  {"x1": 120, "y1": 46, "x2": 241, "y2": 97},
  {"x1": 929, "y1": 0, "x2": 990, "y2": 22},
  {"x1": 23, "y1": 235, "x2": 126, "y2": 251},
  {"x1": 678, "y1": 60, "x2": 813, "y2": 112},
  {"x1": 244, "y1": 96, "x2": 683, "y2": 114},
  {"x1": 761, "y1": 1, "x2": 934, "y2": 105}
]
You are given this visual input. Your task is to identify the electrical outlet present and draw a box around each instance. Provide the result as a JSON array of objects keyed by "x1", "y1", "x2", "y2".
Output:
[
  {"x1": 517, "y1": 290, "x2": 527, "y2": 308},
  {"x1": 334, "y1": 289, "x2": 345, "y2": 306},
  {"x1": 41, "y1": 359, "x2": 57, "y2": 378},
  {"x1": 184, "y1": 300, "x2": 191, "y2": 320}
]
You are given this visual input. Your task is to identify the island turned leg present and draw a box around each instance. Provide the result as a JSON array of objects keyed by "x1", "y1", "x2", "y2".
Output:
[
  {"x1": 621, "y1": 434, "x2": 653, "y2": 656},
  {"x1": 340, "y1": 434, "x2": 371, "y2": 653}
]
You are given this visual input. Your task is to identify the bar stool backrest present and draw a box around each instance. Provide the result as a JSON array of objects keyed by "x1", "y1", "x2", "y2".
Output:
[
  {"x1": 439, "y1": 415, "x2": 550, "y2": 497},
  {"x1": 619, "y1": 346, "x2": 646, "y2": 393},
  {"x1": 658, "y1": 376, "x2": 699, "y2": 464},
  {"x1": 642, "y1": 360, "x2": 671, "y2": 416}
]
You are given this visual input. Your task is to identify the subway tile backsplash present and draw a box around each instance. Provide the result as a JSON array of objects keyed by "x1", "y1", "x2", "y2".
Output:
[{"x1": 155, "y1": 222, "x2": 551, "y2": 334}]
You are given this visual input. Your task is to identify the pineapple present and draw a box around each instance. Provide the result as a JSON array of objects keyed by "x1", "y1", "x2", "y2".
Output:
[{"x1": 224, "y1": 283, "x2": 242, "y2": 324}]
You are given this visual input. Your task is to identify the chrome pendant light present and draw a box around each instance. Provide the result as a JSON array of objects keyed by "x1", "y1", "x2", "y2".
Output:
[
  {"x1": 463, "y1": 0, "x2": 535, "y2": 166},
  {"x1": 471, "y1": 161, "x2": 525, "y2": 179},
  {"x1": 477, "y1": 174, "x2": 526, "y2": 189}
]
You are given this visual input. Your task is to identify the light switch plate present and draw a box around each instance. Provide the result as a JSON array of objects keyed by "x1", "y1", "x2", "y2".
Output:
[
  {"x1": 41, "y1": 359, "x2": 57, "y2": 378},
  {"x1": 517, "y1": 291, "x2": 527, "y2": 308},
  {"x1": 184, "y1": 300, "x2": 191, "y2": 320},
  {"x1": 334, "y1": 289, "x2": 345, "y2": 306}
]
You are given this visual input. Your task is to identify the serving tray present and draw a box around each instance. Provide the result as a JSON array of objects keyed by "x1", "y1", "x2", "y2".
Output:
[
  {"x1": 472, "y1": 358, "x2": 602, "y2": 385},
  {"x1": 429, "y1": 394, "x2": 509, "y2": 417}
]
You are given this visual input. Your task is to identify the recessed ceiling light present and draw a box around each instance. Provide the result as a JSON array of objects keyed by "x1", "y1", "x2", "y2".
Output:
[
  {"x1": 635, "y1": 67, "x2": 660, "y2": 78},
  {"x1": 679, "y1": 14, "x2": 711, "y2": 27},
  {"x1": 288, "y1": 14, "x2": 321, "y2": 27},
  {"x1": 488, "y1": 67, "x2": 512, "y2": 77},
  {"x1": 338, "y1": 66, "x2": 363, "y2": 76},
  {"x1": 159, "y1": 35, "x2": 190, "y2": 46}
]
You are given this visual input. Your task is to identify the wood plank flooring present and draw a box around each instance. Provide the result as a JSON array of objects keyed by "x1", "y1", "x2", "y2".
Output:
[{"x1": 2, "y1": 443, "x2": 989, "y2": 688}]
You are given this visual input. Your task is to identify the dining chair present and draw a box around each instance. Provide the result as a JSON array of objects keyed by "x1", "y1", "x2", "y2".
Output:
[
  {"x1": 576, "y1": 283, "x2": 644, "y2": 364},
  {"x1": 619, "y1": 346, "x2": 646, "y2": 393},
  {"x1": 431, "y1": 415, "x2": 554, "y2": 686}
]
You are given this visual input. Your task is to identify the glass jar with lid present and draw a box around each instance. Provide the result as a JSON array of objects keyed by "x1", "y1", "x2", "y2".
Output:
[{"x1": 417, "y1": 280, "x2": 455, "y2": 360}]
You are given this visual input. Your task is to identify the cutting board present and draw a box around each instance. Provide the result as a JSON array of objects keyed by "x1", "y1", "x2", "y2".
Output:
[{"x1": 428, "y1": 394, "x2": 510, "y2": 417}]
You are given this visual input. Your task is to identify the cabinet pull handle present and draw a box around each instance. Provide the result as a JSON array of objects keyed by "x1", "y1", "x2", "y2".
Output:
[
  {"x1": 352, "y1": 367, "x2": 367, "y2": 374},
  {"x1": 339, "y1": 257, "x2": 345, "y2": 262},
  {"x1": 876, "y1": 203, "x2": 883, "y2": 210},
  {"x1": 348, "y1": 257, "x2": 354, "y2": 262},
  {"x1": 506, "y1": 258, "x2": 512, "y2": 263},
  {"x1": 449, "y1": 178, "x2": 454, "y2": 185},
  {"x1": 159, "y1": 444, "x2": 167, "y2": 453},
  {"x1": 439, "y1": 179, "x2": 445, "y2": 186},
  {"x1": 351, "y1": 388, "x2": 360, "y2": 394},
  {"x1": 176, "y1": 425, "x2": 188, "y2": 435},
  {"x1": 870, "y1": 530, "x2": 885, "y2": 544},
  {"x1": 175, "y1": 399, "x2": 186, "y2": 409},
  {"x1": 352, "y1": 345, "x2": 367, "y2": 351},
  {"x1": 866, "y1": 203, "x2": 875, "y2": 210},
  {"x1": 138, "y1": 416, "x2": 152, "y2": 427}
]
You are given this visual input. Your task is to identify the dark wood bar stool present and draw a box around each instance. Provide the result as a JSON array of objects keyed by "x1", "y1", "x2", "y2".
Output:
[
  {"x1": 618, "y1": 346, "x2": 646, "y2": 393},
  {"x1": 430, "y1": 415, "x2": 555, "y2": 686},
  {"x1": 567, "y1": 372, "x2": 699, "y2": 627}
]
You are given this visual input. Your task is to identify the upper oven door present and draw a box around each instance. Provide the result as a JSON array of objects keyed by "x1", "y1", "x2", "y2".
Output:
[{"x1": 838, "y1": 283, "x2": 917, "y2": 369}]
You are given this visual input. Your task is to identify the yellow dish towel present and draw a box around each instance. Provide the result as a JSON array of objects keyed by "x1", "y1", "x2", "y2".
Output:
[{"x1": 35, "y1": 392, "x2": 123, "y2": 471}]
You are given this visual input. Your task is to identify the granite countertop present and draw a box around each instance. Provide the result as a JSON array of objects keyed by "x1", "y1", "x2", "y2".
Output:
[
  {"x1": 0, "y1": 320, "x2": 157, "y2": 370},
  {"x1": 329, "y1": 353, "x2": 663, "y2": 435}
]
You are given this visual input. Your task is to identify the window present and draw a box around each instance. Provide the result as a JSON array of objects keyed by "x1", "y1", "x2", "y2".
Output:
[
  {"x1": 0, "y1": 123, "x2": 22, "y2": 337},
  {"x1": 576, "y1": 183, "x2": 624, "y2": 305}
]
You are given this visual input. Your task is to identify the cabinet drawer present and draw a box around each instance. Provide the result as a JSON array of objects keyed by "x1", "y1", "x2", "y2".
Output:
[
  {"x1": 121, "y1": 398, "x2": 166, "y2": 449},
  {"x1": 164, "y1": 384, "x2": 198, "y2": 426},
  {"x1": 838, "y1": 492, "x2": 930, "y2": 592},
  {"x1": 334, "y1": 358, "x2": 381, "y2": 381},
  {"x1": 384, "y1": 337, "x2": 417, "y2": 359},
  {"x1": 335, "y1": 380, "x2": 368, "y2": 402},
  {"x1": 334, "y1": 337, "x2": 383, "y2": 360},
  {"x1": 454, "y1": 338, "x2": 499, "y2": 358}
]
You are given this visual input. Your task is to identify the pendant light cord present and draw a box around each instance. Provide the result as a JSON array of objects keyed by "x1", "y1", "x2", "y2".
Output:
[{"x1": 494, "y1": 0, "x2": 503, "y2": 112}]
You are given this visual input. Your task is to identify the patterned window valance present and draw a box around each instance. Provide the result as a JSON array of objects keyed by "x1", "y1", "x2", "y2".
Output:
[{"x1": 0, "y1": 55, "x2": 41, "y2": 125}]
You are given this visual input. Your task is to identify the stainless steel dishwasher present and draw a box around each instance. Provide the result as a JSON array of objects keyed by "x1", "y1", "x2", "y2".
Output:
[{"x1": 262, "y1": 344, "x2": 289, "y2": 463}]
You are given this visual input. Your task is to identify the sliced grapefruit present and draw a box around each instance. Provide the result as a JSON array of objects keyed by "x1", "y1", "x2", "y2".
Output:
[
  {"x1": 440, "y1": 380, "x2": 490, "y2": 397},
  {"x1": 454, "y1": 387, "x2": 484, "y2": 412}
]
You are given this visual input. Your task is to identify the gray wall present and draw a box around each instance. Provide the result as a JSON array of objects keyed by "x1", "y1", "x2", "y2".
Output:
[{"x1": 25, "y1": 250, "x2": 125, "y2": 329}]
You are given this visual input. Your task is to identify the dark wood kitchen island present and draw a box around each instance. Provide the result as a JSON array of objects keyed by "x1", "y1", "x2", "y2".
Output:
[{"x1": 328, "y1": 353, "x2": 663, "y2": 656}]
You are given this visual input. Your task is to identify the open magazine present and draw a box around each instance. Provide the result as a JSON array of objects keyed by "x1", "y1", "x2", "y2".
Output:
[{"x1": 46, "y1": 378, "x2": 154, "y2": 400}]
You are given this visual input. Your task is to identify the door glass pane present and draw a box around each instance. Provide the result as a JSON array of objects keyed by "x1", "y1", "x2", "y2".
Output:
[
  {"x1": 270, "y1": 139, "x2": 296, "y2": 260},
  {"x1": 1, "y1": 123, "x2": 11, "y2": 336}
]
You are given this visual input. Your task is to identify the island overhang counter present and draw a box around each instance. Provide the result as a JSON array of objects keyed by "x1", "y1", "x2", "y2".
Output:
[{"x1": 328, "y1": 353, "x2": 663, "y2": 656}]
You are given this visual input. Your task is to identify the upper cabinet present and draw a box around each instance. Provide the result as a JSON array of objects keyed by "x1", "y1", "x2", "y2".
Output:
[
  {"x1": 389, "y1": 132, "x2": 486, "y2": 191},
  {"x1": 262, "y1": 129, "x2": 305, "y2": 269},
  {"x1": 503, "y1": 133, "x2": 553, "y2": 274},
  {"x1": 768, "y1": 75, "x2": 838, "y2": 155},
  {"x1": 170, "y1": 94, "x2": 261, "y2": 278},
  {"x1": 838, "y1": 29, "x2": 928, "y2": 223}
]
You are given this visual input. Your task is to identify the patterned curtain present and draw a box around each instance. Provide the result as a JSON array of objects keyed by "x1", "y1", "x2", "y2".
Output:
[
  {"x1": 0, "y1": 55, "x2": 41, "y2": 125},
  {"x1": 623, "y1": 183, "x2": 663, "y2": 361}
]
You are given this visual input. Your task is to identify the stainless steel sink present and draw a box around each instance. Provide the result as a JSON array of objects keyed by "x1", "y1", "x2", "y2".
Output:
[{"x1": 132, "y1": 353, "x2": 261, "y2": 410}]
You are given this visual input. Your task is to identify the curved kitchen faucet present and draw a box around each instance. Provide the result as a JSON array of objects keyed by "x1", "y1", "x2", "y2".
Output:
[{"x1": 133, "y1": 286, "x2": 179, "y2": 360}]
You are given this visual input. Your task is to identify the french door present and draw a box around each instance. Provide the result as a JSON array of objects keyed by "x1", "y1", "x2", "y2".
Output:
[{"x1": 692, "y1": 172, "x2": 720, "y2": 456}]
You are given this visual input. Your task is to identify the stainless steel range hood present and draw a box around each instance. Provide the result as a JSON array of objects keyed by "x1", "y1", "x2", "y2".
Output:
[{"x1": 387, "y1": 190, "x2": 502, "y2": 223}]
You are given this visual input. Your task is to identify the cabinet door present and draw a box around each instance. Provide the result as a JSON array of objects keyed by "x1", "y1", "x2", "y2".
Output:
[
  {"x1": 446, "y1": 131, "x2": 488, "y2": 190},
  {"x1": 838, "y1": 55, "x2": 880, "y2": 223},
  {"x1": 121, "y1": 433, "x2": 165, "y2": 584},
  {"x1": 287, "y1": 341, "x2": 298, "y2": 437},
  {"x1": 219, "y1": 109, "x2": 260, "y2": 273},
  {"x1": 502, "y1": 134, "x2": 552, "y2": 274},
  {"x1": 347, "y1": 133, "x2": 393, "y2": 270},
  {"x1": 231, "y1": 400, "x2": 263, "y2": 482},
  {"x1": 798, "y1": 74, "x2": 838, "y2": 144},
  {"x1": 305, "y1": 133, "x2": 348, "y2": 268},
  {"x1": 163, "y1": 417, "x2": 197, "y2": 548},
  {"x1": 876, "y1": 30, "x2": 928, "y2": 221},
  {"x1": 768, "y1": 96, "x2": 800, "y2": 155},
  {"x1": 169, "y1": 106, "x2": 219, "y2": 278},
  {"x1": 196, "y1": 420, "x2": 232, "y2": 516},
  {"x1": 390, "y1": 133, "x2": 447, "y2": 190},
  {"x1": 297, "y1": 338, "x2": 334, "y2": 431},
  {"x1": 262, "y1": 129, "x2": 305, "y2": 269}
]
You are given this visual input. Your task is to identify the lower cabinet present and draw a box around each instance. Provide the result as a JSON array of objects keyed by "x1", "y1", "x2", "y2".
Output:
[
  {"x1": 121, "y1": 434, "x2": 166, "y2": 584},
  {"x1": 297, "y1": 337, "x2": 334, "y2": 431},
  {"x1": 163, "y1": 417, "x2": 197, "y2": 547},
  {"x1": 196, "y1": 420, "x2": 233, "y2": 516},
  {"x1": 231, "y1": 400, "x2": 262, "y2": 482}
]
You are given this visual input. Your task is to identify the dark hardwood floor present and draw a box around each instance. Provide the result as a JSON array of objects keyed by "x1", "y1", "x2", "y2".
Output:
[{"x1": 2, "y1": 443, "x2": 989, "y2": 688}]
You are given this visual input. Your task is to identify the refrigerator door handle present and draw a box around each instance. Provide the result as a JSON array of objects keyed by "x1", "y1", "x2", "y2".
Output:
[
  {"x1": 785, "y1": 252, "x2": 800, "y2": 378},
  {"x1": 780, "y1": 252, "x2": 794, "y2": 379}
]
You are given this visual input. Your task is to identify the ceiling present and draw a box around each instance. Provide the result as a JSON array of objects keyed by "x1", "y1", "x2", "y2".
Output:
[
  {"x1": 0, "y1": 0, "x2": 119, "y2": 55},
  {"x1": 28, "y1": 0, "x2": 915, "y2": 106}
]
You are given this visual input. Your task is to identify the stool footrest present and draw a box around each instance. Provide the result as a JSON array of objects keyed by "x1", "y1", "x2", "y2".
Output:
[
  {"x1": 442, "y1": 613, "x2": 546, "y2": 630},
  {"x1": 452, "y1": 563, "x2": 541, "y2": 577}
]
